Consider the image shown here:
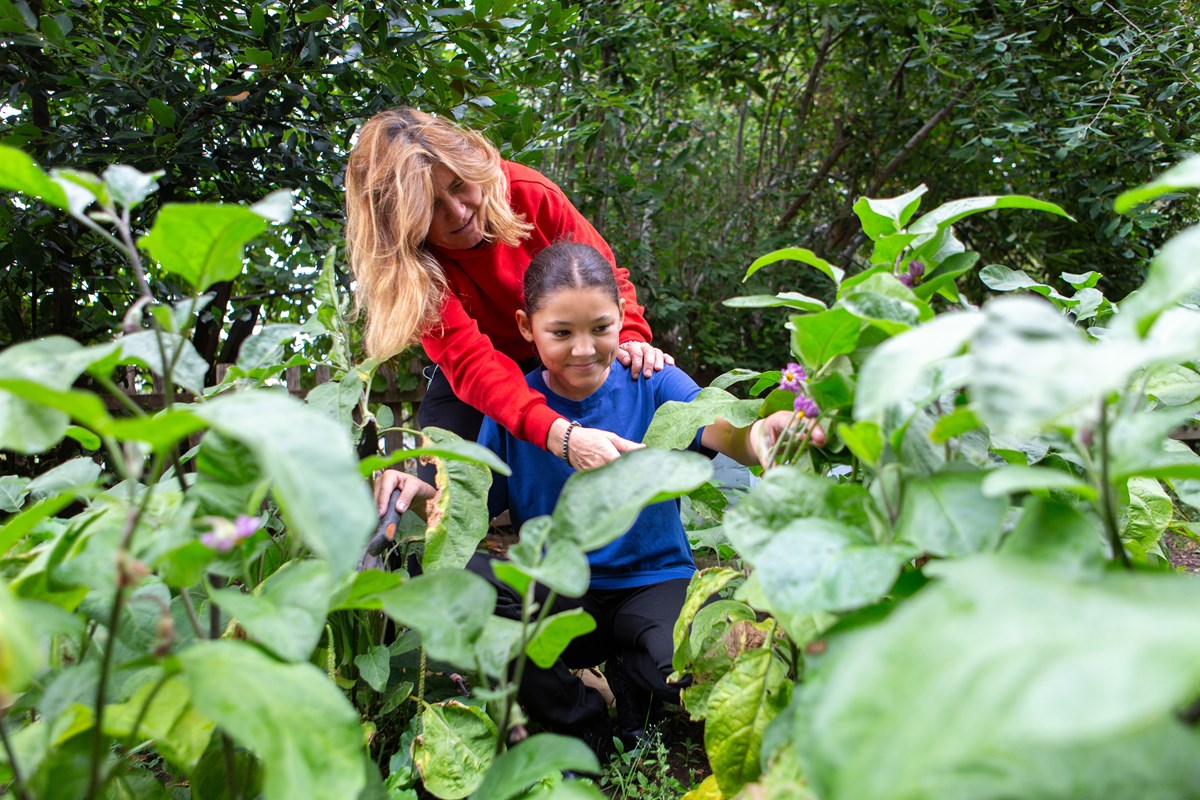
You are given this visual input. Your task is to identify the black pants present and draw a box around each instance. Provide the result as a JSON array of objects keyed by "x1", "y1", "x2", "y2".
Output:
[{"x1": 466, "y1": 552, "x2": 688, "y2": 737}]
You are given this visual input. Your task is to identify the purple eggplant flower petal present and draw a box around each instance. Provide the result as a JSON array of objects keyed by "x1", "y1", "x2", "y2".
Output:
[
  {"x1": 793, "y1": 394, "x2": 821, "y2": 418},
  {"x1": 779, "y1": 362, "x2": 808, "y2": 393}
]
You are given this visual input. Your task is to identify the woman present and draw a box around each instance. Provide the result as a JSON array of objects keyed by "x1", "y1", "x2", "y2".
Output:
[{"x1": 345, "y1": 108, "x2": 672, "y2": 469}]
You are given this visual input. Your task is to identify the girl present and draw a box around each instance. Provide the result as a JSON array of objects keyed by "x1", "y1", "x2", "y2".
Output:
[
  {"x1": 375, "y1": 241, "x2": 822, "y2": 757},
  {"x1": 345, "y1": 108, "x2": 672, "y2": 475}
]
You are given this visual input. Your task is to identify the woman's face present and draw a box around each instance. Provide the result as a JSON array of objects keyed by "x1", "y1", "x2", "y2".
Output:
[
  {"x1": 425, "y1": 164, "x2": 485, "y2": 249},
  {"x1": 517, "y1": 286, "x2": 625, "y2": 401}
]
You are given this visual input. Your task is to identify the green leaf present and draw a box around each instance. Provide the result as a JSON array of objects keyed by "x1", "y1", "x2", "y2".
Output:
[
  {"x1": 908, "y1": 194, "x2": 1074, "y2": 237},
  {"x1": 504, "y1": 519, "x2": 592, "y2": 599},
  {"x1": 469, "y1": 734, "x2": 599, "y2": 800},
  {"x1": 1114, "y1": 154, "x2": 1200, "y2": 212},
  {"x1": 928, "y1": 407, "x2": 982, "y2": 444},
  {"x1": 793, "y1": 558, "x2": 1200, "y2": 799},
  {"x1": 103, "y1": 164, "x2": 161, "y2": 210},
  {"x1": 979, "y1": 264, "x2": 1047, "y2": 293},
  {"x1": 1116, "y1": 225, "x2": 1200, "y2": 337},
  {"x1": 64, "y1": 425, "x2": 101, "y2": 450},
  {"x1": 912, "y1": 252, "x2": 980, "y2": 301},
  {"x1": 102, "y1": 676, "x2": 214, "y2": 771},
  {"x1": 0, "y1": 337, "x2": 118, "y2": 453},
  {"x1": 116, "y1": 330, "x2": 208, "y2": 396},
  {"x1": 0, "y1": 144, "x2": 69, "y2": 209},
  {"x1": 139, "y1": 204, "x2": 269, "y2": 292},
  {"x1": 839, "y1": 289, "x2": 920, "y2": 332},
  {"x1": 704, "y1": 648, "x2": 792, "y2": 796},
  {"x1": 980, "y1": 465, "x2": 1098, "y2": 500},
  {"x1": 250, "y1": 188, "x2": 295, "y2": 224},
  {"x1": 235, "y1": 323, "x2": 303, "y2": 370},
  {"x1": 378, "y1": 570, "x2": 496, "y2": 667},
  {"x1": 855, "y1": 310, "x2": 982, "y2": 421},
  {"x1": 836, "y1": 421, "x2": 884, "y2": 469},
  {"x1": 413, "y1": 701, "x2": 497, "y2": 799},
  {"x1": 180, "y1": 641, "x2": 365, "y2": 800},
  {"x1": 725, "y1": 469, "x2": 909, "y2": 619},
  {"x1": 297, "y1": 3, "x2": 334, "y2": 23},
  {"x1": 0, "y1": 492, "x2": 75, "y2": 555},
  {"x1": 354, "y1": 645, "x2": 391, "y2": 692},
  {"x1": 0, "y1": 579, "x2": 42, "y2": 694},
  {"x1": 193, "y1": 392, "x2": 375, "y2": 578},
  {"x1": 526, "y1": 607, "x2": 596, "y2": 669},
  {"x1": 330, "y1": 569, "x2": 405, "y2": 612},
  {"x1": 209, "y1": 560, "x2": 333, "y2": 662},
  {"x1": 0, "y1": 475, "x2": 29, "y2": 512},
  {"x1": 790, "y1": 308, "x2": 862, "y2": 371},
  {"x1": 710, "y1": 369, "x2": 764, "y2": 390},
  {"x1": 27, "y1": 457, "x2": 100, "y2": 500},
  {"x1": 999, "y1": 496, "x2": 1106, "y2": 572},
  {"x1": 722, "y1": 292, "x2": 827, "y2": 312},
  {"x1": 1121, "y1": 477, "x2": 1172, "y2": 561},
  {"x1": 672, "y1": 567, "x2": 741, "y2": 672},
  {"x1": 853, "y1": 185, "x2": 927, "y2": 240},
  {"x1": 552, "y1": 449, "x2": 713, "y2": 552},
  {"x1": 896, "y1": 471, "x2": 1008, "y2": 556},
  {"x1": 147, "y1": 98, "x2": 176, "y2": 127},
  {"x1": 306, "y1": 371, "x2": 363, "y2": 429},
  {"x1": 644, "y1": 387, "x2": 761, "y2": 450},
  {"x1": 360, "y1": 440, "x2": 511, "y2": 478},
  {"x1": 970, "y1": 297, "x2": 1137, "y2": 434},
  {"x1": 422, "y1": 427, "x2": 493, "y2": 572},
  {"x1": 744, "y1": 247, "x2": 844, "y2": 287}
]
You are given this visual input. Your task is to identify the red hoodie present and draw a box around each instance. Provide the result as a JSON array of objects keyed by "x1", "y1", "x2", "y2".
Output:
[{"x1": 422, "y1": 161, "x2": 653, "y2": 449}]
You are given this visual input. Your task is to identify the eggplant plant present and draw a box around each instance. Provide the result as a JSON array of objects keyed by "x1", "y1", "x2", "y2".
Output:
[{"x1": 649, "y1": 166, "x2": 1200, "y2": 799}]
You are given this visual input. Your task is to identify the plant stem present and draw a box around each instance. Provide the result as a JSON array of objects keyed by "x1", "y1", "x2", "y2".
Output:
[
  {"x1": 86, "y1": 454, "x2": 162, "y2": 800},
  {"x1": 763, "y1": 410, "x2": 800, "y2": 468},
  {"x1": 1097, "y1": 401, "x2": 1133, "y2": 570},
  {"x1": 0, "y1": 713, "x2": 33, "y2": 800},
  {"x1": 179, "y1": 588, "x2": 205, "y2": 639}
]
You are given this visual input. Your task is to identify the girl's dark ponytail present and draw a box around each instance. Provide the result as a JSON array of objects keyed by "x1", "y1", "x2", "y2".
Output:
[{"x1": 524, "y1": 241, "x2": 619, "y2": 313}]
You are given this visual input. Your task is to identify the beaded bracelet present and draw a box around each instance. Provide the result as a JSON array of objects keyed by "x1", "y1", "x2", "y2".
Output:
[{"x1": 562, "y1": 421, "x2": 581, "y2": 466}]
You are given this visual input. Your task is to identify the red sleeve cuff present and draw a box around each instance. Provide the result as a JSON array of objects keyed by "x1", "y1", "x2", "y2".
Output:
[{"x1": 518, "y1": 402, "x2": 565, "y2": 451}]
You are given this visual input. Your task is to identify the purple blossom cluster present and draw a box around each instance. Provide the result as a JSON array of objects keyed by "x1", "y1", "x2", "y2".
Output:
[
  {"x1": 778, "y1": 362, "x2": 821, "y2": 419},
  {"x1": 200, "y1": 514, "x2": 261, "y2": 552},
  {"x1": 897, "y1": 259, "x2": 926, "y2": 288}
]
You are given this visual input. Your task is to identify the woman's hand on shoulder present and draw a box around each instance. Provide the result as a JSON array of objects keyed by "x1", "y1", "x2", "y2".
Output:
[
  {"x1": 567, "y1": 425, "x2": 644, "y2": 470},
  {"x1": 374, "y1": 468, "x2": 438, "y2": 520},
  {"x1": 616, "y1": 341, "x2": 675, "y2": 379}
]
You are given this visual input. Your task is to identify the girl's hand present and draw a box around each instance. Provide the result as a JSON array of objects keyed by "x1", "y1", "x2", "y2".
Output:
[
  {"x1": 374, "y1": 469, "x2": 438, "y2": 519},
  {"x1": 567, "y1": 425, "x2": 644, "y2": 470},
  {"x1": 752, "y1": 411, "x2": 827, "y2": 468},
  {"x1": 616, "y1": 341, "x2": 676, "y2": 379}
]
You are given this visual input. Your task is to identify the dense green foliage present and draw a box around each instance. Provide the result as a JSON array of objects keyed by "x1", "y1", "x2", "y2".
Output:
[
  {"x1": 3, "y1": 2, "x2": 1200, "y2": 798},
  {"x1": 3, "y1": 0, "x2": 1196, "y2": 381}
]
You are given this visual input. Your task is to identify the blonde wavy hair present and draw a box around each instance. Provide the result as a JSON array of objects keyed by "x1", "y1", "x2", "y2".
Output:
[{"x1": 345, "y1": 108, "x2": 533, "y2": 359}]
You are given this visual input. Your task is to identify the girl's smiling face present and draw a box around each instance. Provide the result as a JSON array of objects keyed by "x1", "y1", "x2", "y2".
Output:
[{"x1": 517, "y1": 286, "x2": 625, "y2": 401}]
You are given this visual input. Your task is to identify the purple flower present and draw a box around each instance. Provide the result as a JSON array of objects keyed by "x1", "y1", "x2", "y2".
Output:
[
  {"x1": 908, "y1": 260, "x2": 926, "y2": 280},
  {"x1": 779, "y1": 362, "x2": 808, "y2": 393},
  {"x1": 200, "y1": 514, "x2": 261, "y2": 552},
  {"x1": 897, "y1": 271, "x2": 915, "y2": 288},
  {"x1": 793, "y1": 393, "x2": 820, "y2": 418}
]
